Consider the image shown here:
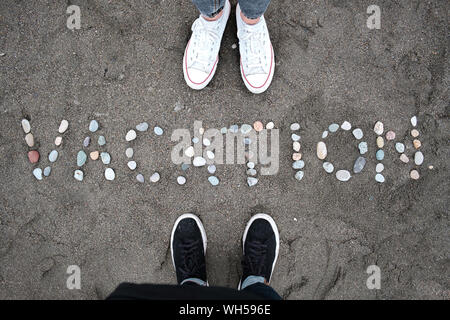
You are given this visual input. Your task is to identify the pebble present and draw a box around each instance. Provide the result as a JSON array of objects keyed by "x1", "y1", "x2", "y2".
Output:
[
  {"x1": 136, "y1": 122, "x2": 149, "y2": 132},
  {"x1": 247, "y1": 168, "x2": 257, "y2": 176},
  {"x1": 292, "y1": 160, "x2": 305, "y2": 170},
  {"x1": 293, "y1": 141, "x2": 301, "y2": 152},
  {"x1": 375, "y1": 173, "x2": 385, "y2": 183},
  {"x1": 352, "y1": 128, "x2": 363, "y2": 140},
  {"x1": 89, "y1": 120, "x2": 99, "y2": 132},
  {"x1": 83, "y1": 136, "x2": 90, "y2": 147},
  {"x1": 328, "y1": 123, "x2": 339, "y2": 133},
  {"x1": 125, "y1": 148, "x2": 134, "y2": 158},
  {"x1": 192, "y1": 137, "x2": 199, "y2": 144},
  {"x1": 323, "y1": 162, "x2": 334, "y2": 173},
  {"x1": 58, "y1": 120, "x2": 69, "y2": 134},
  {"x1": 292, "y1": 153, "x2": 302, "y2": 161},
  {"x1": 291, "y1": 134, "x2": 301, "y2": 142},
  {"x1": 290, "y1": 123, "x2": 300, "y2": 131},
  {"x1": 203, "y1": 138, "x2": 211, "y2": 146},
  {"x1": 410, "y1": 170, "x2": 420, "y2": 180},
  {"x1": 413, "y1": 139, "x2": 421, "y2": 149},
  {"x1": 181, "y1": 163, "x2": 190, "y2": 171},
  {"x1": 43, "y1": 166, "x2": 51, "y2": 177},
  {"x1": 376, "y1": 136, "x2": 384, "y2": 148},
  {"x1": 33, "y1": 168, "x2": 43, "y2": 180},
  {"x1": 55, "y1": 136, "x2": 62, "y2": 146},
  {"x1": 395, "y1": 142, "x2": 405, "y2": 153},
  {"x1": 400, "y1": 154, "x2": 409, "y2": 163},
  {"x1": 231, "y1": 43, "x2": 237, "y2": 49},
  {"x1": 247, "y1": 162, "x2": 255, "y2": 169},
  {"x1": 266, "y1": 122, "x2": 274, "y2": 130},
  {"x1": 28, "y1": 150, "x2": 40, "y2": 163},
  {"x1": 207, "y1": 165, "x2": 216, "y2": 174},
  {"x1": 229, "y1": 125, "x2": 239, "y2": 133},
  {"x1": 247, "y1": 177, "x2": 258, "y2": 187},
  {"x1": 90, "y1": 151, "x2": 99, "y2": 160},
  {"x1": 199, "y1": 127, "x2": 205, "y2": 135},
  {"x1": 386, "y1": 130, "x2": 395, "y2": 140},
  {"x1": 253, "y1": 121, "x2": 263, "y2": 132},
  {"x1": 317, "y1": 141, "x2": 327, "y2": 160},
  {"x1": 77, "y1": 150, "x2": 87, "y2": 166},
  {"x1": 341, "y1": 121, "x2": 351, "y2": 131},
  {"x1": 373, "y1": 121, "x2": 384, "y2": 135},
  {"x1": 21, "y1": 119, "x2": 31, "y2": 134},
  {"x1": 208, "y1": 176, "x2": 219, "y2": 186},
  {"x1": 185, "y1": 146, "x2": 195, "y2": 157},
  {"x1": 74, "y1": 170, "x2": 84, "y2": 181},
  {"x1": 98, "y1": 136, "x2": 106, "y2": 146},
  {"x1": 353, "y1": 156, "x2": 366, "y2": 173},
  {"x1": 294, "y1": 171, "x2": 304, "y2": 181},
  {"x1": 411, "y1": 129, "x2": 419, "y2": 138},
  {"x1": 376, "y1": 149, "x2": 384, "y2": 161},
  {"x1": 127, "y1": 161, "x2": 137, "y2": 170},
  {"x1": 376, "y1": 163, "x2": 384, "y2": 173},
  {"x1": 177, "y1": 176, "x2": 186, "y2": 185},
  {"x1": 322, "y1": 131, "x2": 328, "y2": 139},
  {"x1": 336, "y1": 170, "x2": 351, "y2": 182},
  {"x1": 150, "y1": 172, "x2": 160, "y2": 182},
  {"x1": 411, "y1": 116, "x2": 417, "y2": 127},
  {"x1": 206, "y1": 150, "x2": 215, "y2": 159},
  {"x1": 358, "y1": 142, "x2": 368, "y2": 155},
  {"x1": 241, "y1": 124, "x2": 252, "y2": 134},
  {"x1": 101, "y1": 152, "x2": 111, "y2": 165},
  {"x1": 136, "y1": 174, "x2": 145, "y2": 183},
  {"x1": 48, "y1": 150, "x2": 58, "y2": 163},
  {"x1": 243, "y1": 137, "x2": 251, "y2": 145},
  {"x1": 25, "y1": 133, "x2": 34, "y2": 147},
  {"x1": 126, "y1": 130, "x2": 137, "y2": 141},
  {"x1": 105, "y1": 168, "x2": 115, "y2": 181},
  {"x1": 414, "y1": 151, "x2": 424, "y2": 165},
  {"x1": 220, "y1": 127, "x2": 228, "y2": 134},
  {"x1": 193, "y1": 156, "x2": 206, "y2": 167}
]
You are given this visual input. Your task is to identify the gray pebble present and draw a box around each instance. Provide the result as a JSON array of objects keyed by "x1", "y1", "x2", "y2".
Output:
[
  {"x1": 98, "y1": 135, "x2": 106, "y2": 146},
  {"x1": 352, "y1": 128, "x2": 363, "y2": 140},
  {"x1": 353, "y1": 156, "x2": 366, "y2": 173},
  {"x1": 229, "y1": 125, "x2": 239, "y2": 133},
  {"x1": 358, "y1": 142, "x2": 368, "y2": 155},
  {"x1": 323, "y1": 162, "x2": 334, "y2": 173},
  {"x1": 89, "y1": 120, "x2": 99, "y2": 132},
  {"x1": 136, "y1": 122, "x2": 149, "y2": 132},
  {"x1": 395, "y1": 142, "x2": 405, "y2": 153},
  {"x1": 207, "y1": 165, "x2": 216, "y2": 174},
  {"x1": 83, "y1": 136, "x2": 90, "y2": 147},
  {"x1": 125, "y1": 148, "x2": 134, "y2": 158},
  {"x1": 376, "y1": 163, "x2": 384, "y2": 173},
  {"x1": 43, "y1": 166, "x2": 51, "y2": 177},
  {"x1": 48, "y1": 150, "x2": 58, "y2": 163},
  {"x1": 240, "y1": 124, "x2": 252, "y2": 134},
  {"x1": 136, "y1": 174, "x2": 145, "y2": 183},
  {"x1": 181, "y1": 163, "x2": 190, "y2": 171},
  {"x1": 294, "y1": 171, "x2": 304, "y2": 181},
  {"x1": 77, "y1": 150, "x2": 87, "y2": 167},
  {"x1": 220, "y1": 127, "x2": 227, "y2": 134},
  {"x1": 414, "y1": 151, "x2": 424, "y2": 165},
  {"x1": 208, "y1": 176, "x2": 219, "y2": 186},
  {"x1": 247, "y1": 168, "x2": 257, "y2": 176},
  {"x1": 292, "y1": 160, "x2": 305, "y2": 169},
  {"x1": 244, "y1": 137, "x2": 251, "y2": 145},
  {"x1": 101, "y1": 152, "x2": 111, "y2": 165},
  {"x1": 328, "y1": 123, "x2": 339, "y2": 133}
]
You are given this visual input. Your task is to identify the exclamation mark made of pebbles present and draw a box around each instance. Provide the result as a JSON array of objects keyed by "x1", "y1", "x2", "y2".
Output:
[
  {"x1": 374, "y1": 121, "x2": 386, "y2": 183},
  {"x1": 409, "y1": 116, "x2": 424, "y2": 180},
  {"x1": 290, "y1": 122, "x2": 304, "y2": 181},
  {"x1": 125, "y1": 122, "x2": 163, "y2": 184}
]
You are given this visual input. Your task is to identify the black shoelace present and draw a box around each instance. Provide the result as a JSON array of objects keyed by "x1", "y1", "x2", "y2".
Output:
[
  {"x1": 178, "y1": 239, "x2": 204, "y2": 279},
  {"x1": 242, "y1": 240, "x2": 268, "y2": 277}
]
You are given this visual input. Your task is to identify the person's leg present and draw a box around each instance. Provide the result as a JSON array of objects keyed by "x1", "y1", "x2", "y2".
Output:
[
  {"x1": 238, "y1": 213, "x2": 282, "y2": 299},
  {"x1": 183, "y1": 0, "x2": 231, "y2": 90},
  {"x1": 236, "y1": 0, "x2": 275, "y2": 94}
]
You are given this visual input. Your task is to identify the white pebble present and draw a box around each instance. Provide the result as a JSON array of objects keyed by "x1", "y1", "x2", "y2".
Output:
[
  {"x1": 185, "y1": 146, "x2": 195, "y2": 157},
  {"x1": 193, "y1": 156, "x2": 206, "y2": 167},
  {"x1": 105, "y1": 168, "x2": 115, "y2": 181},
  {"x1": 293, "y1": 141, "x2": 301, "y2": 152},
  {"x1": 206, "y1": 150, "x2": 215, "y2": 159},
  {"x1": 203, "y1": 138, "x2": 211, "y2": 146},
  {"x1": 25, "y1": 133, "x2": 34, "y2": 147},
  {"x1": 55, "y1": 136, "x2": 62, "y2": 146},
  {"x1": 411, "y1": 116, "x2": 417, "y2": 127},
  {"x1": 290, "y1": 123, "x2": 300, "y2": 131},
  {"x1": 58, "y1": 120, "x2": 69, "y2": 133},
  {"x1": 74, "y1": 170, "x2": 84, "y2": 181},
  {"x1": 323, "y1": 162, "x2": 334, "y2": 173},
  {"x1": 341, "y1": 121, "x2": 351, "y2": 131},
  {"x1": 352, "y1": 128, "x2": 363, "y2": 140},
  {"x1": 294, "y1": 171, "x2": 304, "y2": 181},
  {"x1": 127, "y1": 161, "x2": 137, "y2": 170},
  {"x1": 322, "y1": 131, "x2": 328, "y2": 139},
  {"x1": 136, "y1": 174, "x2": 145, "y2": 183},
  {"x1": 136, "y1": 122, "x2": 149, "y2": 132},
  {"x1": 48, "y1": 150, "x2": 58, "y2": 163},
  {"x1": 266, "y1": 122, "x2": 274, "y2": 129},
  {"x1": 317, "y1": 141, "x2": 327, "y2": 160},
  {"x1": 33, "y1": 168, "x2": 43, "y2": 180},
  {"x1": 373, "y1": 121, "x2": 384, "y2": 135},
  {"x1": 414, "y1": 151, "x2": 424, "y2": 165},
  {"x1": 177, "y1": 176, "x2": 186, "y2": 185},
  {"x1": 154, "y1": 126, "x2": 164, "y2": 135},
  {"x1": 89, "y1": 120, "x2": 98, "y2": 132},
  {"x1": 208, "y1": 176, "x2": 219, "y2": 186},
  {"x1": 21, "y1": 119, "x2": 31, "y2": 134},
  {"x1": 291, "y1": 133, "x2": 301, "y2": 141},
  {"x1": 207, "y1": 165, "x2": 216, "y2": 174},
  {"x1": 126, "y1": 130, "x2": 137, "y2": 141},
  {"x1": 247, "y1": 177, "x2": 258, "y2": 187},
  {"x1": 395, "y1": 142, "x2": 405, "y2": 153},
  {"x1": 375, "y1": 173, "x2": 385, "y2": 183},
  {"x1": 247, "y1": 162, "x2": 255, "y2": 169},
  {"x1": 336, "y1": 170, "x2": 351, "y2": 181},
  {"x1": 376, "y1": 163, "x2": 384, "y2": 173},
  {"x1": 150, "y1": 172, "x2": 160, "y2": 182},
  {"x1": 126, "y1": 148, "x2": 134, "y2": 158}
]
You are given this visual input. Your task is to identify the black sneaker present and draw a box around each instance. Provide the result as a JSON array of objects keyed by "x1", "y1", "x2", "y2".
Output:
[
  {"x1": 239, "y1": 214, "x2": 279, "y2": 289},
  {"x1": 170, "y1": 213, "x2": 207, "y2": 285}
]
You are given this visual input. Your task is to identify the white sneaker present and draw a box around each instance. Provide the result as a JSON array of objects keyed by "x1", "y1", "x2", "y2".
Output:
[
  {"x1": 236, "y1": 4, "x2": 275, "y2": 94},
  {"x1": 183, "y1": 0, "x2": 231, "y2": 90}
]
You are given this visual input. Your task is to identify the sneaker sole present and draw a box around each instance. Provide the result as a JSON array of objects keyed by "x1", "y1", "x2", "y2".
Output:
[{"x1": 238, "y1": 213, "x2": 280, "y2": 289}]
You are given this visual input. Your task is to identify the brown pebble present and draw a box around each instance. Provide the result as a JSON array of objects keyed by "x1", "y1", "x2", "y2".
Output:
[
  {"x1": 90, "y1": 151, "x2": 99, "y2": 160},
  {"x1": 410, "y1": 170, "x2": 420, "y2": 180},
  {"x1": 55, "y1": 136, "x2": 62, "y2": 146},
  {"x1": 400, "y1": 154, "x2": 409, "y2": 163},
  {"x1": 28, "y1": 150, "x2": 40, "y2": 163},
  {"x1": 292, "y1": 153, "x2": 302, "y2": 161},
  {"x1": 253, "y1": 121, "x2": 263, "y2": 132},
  {"x1": 413, "y1": 139, "x2": 421, "y2": 149},
  {"x1": 411, "y1": 129, "x2": 419, "y2": 138},
  {"x1": 25, "y1": 133, "x2": 34, "y2": 147}
]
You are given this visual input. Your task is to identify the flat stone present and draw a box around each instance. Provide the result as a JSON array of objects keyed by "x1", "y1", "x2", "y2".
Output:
[
  {"x1": 411, "y1": 116, "x2": 417, "y2": 127},
  {"x1": 375, "y1": 173, "x2": 385, "y2": 183},
  {"x1": 400, "y1": 154, "x2": 409, "y2": 163},
  {"x1": 266, "y1": 122, "x2": 274, "y2": 130},
  {"x1": 395, "y1": 142, "x2": 405, "y2": 153},
  {"x1": 253, "y1": 121, "x2": 263, "y2": 132},
  {"x1": 136, "y1": 122, "x2": 149, "y2": 132},
  {"x1": 150, "y1": 172, "x2": 160, "y2": 182},
  {"x1": 352, "y1": 128, "x2": 363, "y2": 140},
  {"x1": 317, "y1": 141, "x2": 327, "y2": 160},
  {"x1": 89, "y1": 120, "x2": 99, "y2": 132},
  {"x1": 386, "y1": 130, "x2": 396, "y2": 140},
  {"x1": 358, "y1": 142, "x2": 368, "y2": 155},
  {"x1": 410, "y1": 170, "x2": 420, "y2": 180},
  {"x1": 292, "y1": 153, "x2": 302, "y2": 161},
  {"x1": 291, "y1": 133, "x2": 301, "y2": 142},
  {"x1": 353, "y1": 156, "x2": 366, "y2": 173},
  {"x1": 376, "y1": 136, "x2": 384, "y2": 148},
  {"x1": 193, "y1": 156, "x2": 206, "y2": 167},
  {"x1": 181, "y1": 163, "x2": 190, "y2": 171},
  {"x1": 83, "y1": 136, "x2": 90, "y2": 147},
  {"x1": 323, "y1": 162, "x2": 334, "y2": 173},
  {"x1": 290, "y1": 123, "x2": 300, "y2": 131},
  {"x1": 336, "y1": 170, "x2": 351, "y2": 181},
  {"x1": 90, "y1": 151, "x2": 99, "y2": 160},
  {"x1": 207, "y1": 165, "x2": 216, "y2": 174},
  {"x1": 154, "y1": 126, "x2": 164, "y2": 136},
  {"x1": 293, "y1": 141, "x2": 301, "y2": 152},
  {"x1": 328, "y1": 123, "x2": 339, "y2": 133},
  {"x1": 247, "y1": 162, "x2": 255, "y2": 169},
  {"x1": 294, "y1": 171, "x2": 304, "y2": 181},
  {"x1": 341, "y1": 121, "x2": 351, "y2": 131},
  {"x1": 48, "y1": 150, "x2": 58, "y2": 163},
  {"x1": 136, "y1": 174, "x2": 145, "y2": 183},
  {"x1": 177, "y1": 176, "x2": 186, "y2": 185},
  {"x1": 74, "y1": 170, "x2": 84, "y2": 181},
  {"x1": 414, "y1": 151, "x2": 424, "y2": 165},
  {"x1": 25, "y1": 133, "x2": 34, "y2": 147},
  {"x1": 411, "y1": 129, "x2": 419, "y2": 137},
  {"x1": 28, "y1": 150, "x2": 40, "y2": 163},
  {"x1": 376, "y1": 149, "x2": 385, "y2": 161},
  {"x1": 55, "y1": 136, "x2": 62, "y2": 146},
  {"x1": 208, "y1": 176, "x2": 219, "y2": 186},
  {"x1": 376, "y1": 163, "x2": 384, "y2": 173},
  {"x1": 373, "y1": 121, "x2": 384, "y2": 135},
  {"x1": 33, "y1": 168, "x2": 43, "y2": 180},
  {"x1": 185, "y1": 146, "x2": 195, "y2": 157},
  {"x1": 21, "y1": 119, "x2": 31, "y2": 134},
  {"x1": 58, "y1": 120, "x2": 69, "y2": 133},
  {"x1": 203, "y1": 138, "x2": 211, "y2": 146},
  {"x1": 126, "y1": 130, "x2": 137, "y2": 141},
  {"x1": 292, "y1": 160, "x2": 305, "y2": 169},
  {"x1": 322, "y1": 131, "x2": 328, "y2": 139},
  {"x1": 247, "y1": 168, "x2": 257, "y2": 176},
  {"x1": 127, "y1": 161, "x2": 137, "y2": 170},
  {"x1": 43, "y1": 166, "x2": 51, "y2": 177},
  {"x1": 100, "y1": 152, "x2": 111, "y2": 165},
  {"x1": 105, "y1": 168, "x2": 115, "y2": 181},
  {"x1": 413, "y1": 139, "x2": 421, "y2": 149},
  {"x1": 247, "y1": 177, "x2": 258, "y2": 187},
  {"x1": 240, "y1": 124, "x2": 252, "y2": 134},
  {"x1": 125, "y1": 148, "x2": 133, "y2": 158},
  {"x1": 77, "y1": 150, "x2": 87, "y2": 166},
  {"x1": 98, "y1": 136, "x2": 106, "y2": 146}
]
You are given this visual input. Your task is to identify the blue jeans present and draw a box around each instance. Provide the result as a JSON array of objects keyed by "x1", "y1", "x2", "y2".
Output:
[{"x1": 192, "y1": 0, "x2": 271, "y2": 19}]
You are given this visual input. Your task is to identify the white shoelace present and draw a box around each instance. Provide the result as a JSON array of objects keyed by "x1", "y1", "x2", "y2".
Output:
[
  {"x1": 239, "y1": 22, "x2": 269, "y2": 76},
  {"x1": 188, "y1": 18, "x2": 221, "y2": 73}
]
